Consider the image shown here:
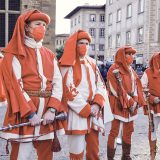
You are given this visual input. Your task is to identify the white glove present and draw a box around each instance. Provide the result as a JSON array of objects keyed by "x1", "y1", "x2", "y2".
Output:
[
  {"x1": 90, "y1": 104, "x2": 100, "y2": 117},
  {"x1": 153, "y1": 97, "x2": 160, "y2": 104},
  {"x1": 43, "y1": 109, "x2": 55, "y2": 125},
  {"x1": 29, "y1": 114, "x2": 41, "y2": 126},
  {"x1": 129, "y1": 101, "x2": 137, "y2": 114}
]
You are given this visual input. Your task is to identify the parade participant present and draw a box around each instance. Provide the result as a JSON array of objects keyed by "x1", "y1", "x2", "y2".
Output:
[
  {"x1": 107, "y1": 46, "x2": 146, "y2": 160},
  {"x1": 141, "y1": 53, "x2": 160, "y2": 160},
  {"x1": 0, "y1": 9, "x2": 64, "y2": 160},
  {"x1": 59, "y1": 30, "x2": 110, "y2": 160}
]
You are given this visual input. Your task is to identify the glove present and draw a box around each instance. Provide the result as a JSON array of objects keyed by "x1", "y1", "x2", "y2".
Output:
[
  {"x1": 153, "y1": 97, "x2": 160, "y2": 104},
  {"x1": 129, "y1": 101, "x2": 137, "y2": 114},
  {"x1": 90, "y1": 104, "x2": 100, "y2": 117}
]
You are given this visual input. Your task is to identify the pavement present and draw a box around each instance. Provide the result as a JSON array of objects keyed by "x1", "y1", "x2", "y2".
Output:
[{"x1": 0, "y1": 106, "x2": 160, "y2": 160}]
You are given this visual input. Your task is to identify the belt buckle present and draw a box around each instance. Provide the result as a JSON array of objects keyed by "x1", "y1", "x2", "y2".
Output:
[{"x1": 39, "y1": 89, "x2": 45, "y2": 97}]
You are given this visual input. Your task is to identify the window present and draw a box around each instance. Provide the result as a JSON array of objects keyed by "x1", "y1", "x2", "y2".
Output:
[
  {"x1": 56, "y1": 40, "x2": 58, "y2": 45},
  {"x1": 0, "y1": 0, "x2": 20, "y2": 47},
  {"x1": 108, "y1": 36, "x2": 112, "y2": 48},
  {"x1": 99, "y1": 44, "x2": 104, "y2": 51},
  {"x1": 71, "y1": 20, "x2": 73, "y2": 27},
  {"x1": 74, "y1": 18, "x2": 76, "y2": 26},
  {"x1": 126, "y1": 31, "x2": 131, "y2": 44},
  {"x1": 108, "y1": 13, "x2": 112, "y2": 25},
  {"x1": 0, "y1": 0, "x2": 5, "y2": 10},
  {"x1": 78, "y1": 16, "x2": 80, "y2": 23},
  {"x1": 90, "y1": 14, "x2": 96, "y2": 22},
  {"x1": 109, "y1": 0, "x2": 113, "y2": 5},
  {"x1": 117, "y1": 9, "x2": 121, "y2": 22},
  {"x1": 137, "y1": 27, "x2": 143, "y2": 43},
  {"x1": 100, "y1": 14, "x2": 105, "y2": 22},
  {"x1": 89, "y1": 28, "x2": 96, "y2": 37},
  {"x1": 138, "y1": 0, "x2": 144, "y2": 13},
  {"x1": 116, "y1": 34, "x2": 121, "y2": 47},
  {"x1": 127, "y1": 4, "x2": 132, "y2": 18},
  {"x1": 90, "y1": 44, "x2": 95, "y2": 51},
  {"x1": 99, "y1": 28, "x2": 105, "y2": 38}
]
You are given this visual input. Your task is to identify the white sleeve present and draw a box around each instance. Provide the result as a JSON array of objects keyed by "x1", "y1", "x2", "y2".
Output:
[
  {"x1": 12, "y1": 56, "x2": 31, "y2": 102},
  {"x1": 51, "y1": 58, "x2": 63, "y2": 101},
  {"x1": 141, "y1": 72, "x2": 148, "y2": 88}
]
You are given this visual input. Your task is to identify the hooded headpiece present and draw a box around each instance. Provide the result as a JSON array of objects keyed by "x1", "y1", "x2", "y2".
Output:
[
  {"x1": 149, "y1": 52, "x2": 160, "y2": 77},
  {"x1": 115, "y1": 46, "x2": 136, "y2": 73},
  {"x1": 2, "y1": 9, "x2": 50, "y2": 58}
]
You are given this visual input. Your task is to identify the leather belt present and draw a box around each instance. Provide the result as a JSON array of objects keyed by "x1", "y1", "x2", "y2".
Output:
[{"x1": 25, "y1": 90, "x2": 52, "y2": 98}]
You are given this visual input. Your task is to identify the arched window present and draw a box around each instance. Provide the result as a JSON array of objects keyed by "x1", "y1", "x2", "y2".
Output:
[{"x1": 0, "y1": 0, "x2": 20, "y2": 47}]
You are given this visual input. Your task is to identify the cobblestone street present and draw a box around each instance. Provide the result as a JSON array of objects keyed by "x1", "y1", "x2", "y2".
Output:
[{"x1": 0, "y1": 106, "x2": 160, "y2": 160}]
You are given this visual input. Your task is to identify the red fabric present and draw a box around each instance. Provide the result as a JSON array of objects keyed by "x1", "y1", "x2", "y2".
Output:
[
  {"x1": 0, "y1": 58, "x2": 6, "y2": 102},
  {"x1": 115, "y1": 46, "x2": 136, "y2": 74},
  {"x1": 144, "y1": 55, "x2": 160, "y2": 114},
  {"x1": 77, "y1": 30, "x2": 91, "y2": 42},
  {"x1": 11, "y1": 140, "x2": 53, "y2": 160},
  {"x1": 85, "y1": 129, "x2": 99, "y2": 160},
  {"x1": 27, "y1": 12, "x2": 50, "y2": 24},
  {"x1": 149, "y1": 52, "x2": 160, "y2": 77},
  {"x1": 107, "y1": 63, "x2": 146, "y2": 118},
  {"x1": 2, "y1": 9, "x2": 46, "y2": 57},
  {"x1": 107, "y1": 119, "x2": 134, "y2": 149}
]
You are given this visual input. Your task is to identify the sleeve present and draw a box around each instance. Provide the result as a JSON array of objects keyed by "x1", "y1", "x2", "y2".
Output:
[
  {"x1": 62, "y1": 67, "x2": 91, "y2": 118},
  {"x1": 12, "y1": 56, "x2": 37, "y2": 117},
  {"x1": 141, "y1": 71, "x2": 155, "y2": 104},
  {"x1": 92, "y1": 66, "x2": 106, "y2": 108},
  {"x1": 47, "y1": 58, "x2": 63, "y2": 111}
]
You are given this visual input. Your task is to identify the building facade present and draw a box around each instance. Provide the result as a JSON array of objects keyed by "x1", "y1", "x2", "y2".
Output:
[
  {"x1": 105, "y1": 0, "x2": 160, "y2": 66},
  {"x1": 55, "y1": 34, "x2": 69, "y2": 49},
  {"x1": 65, "y1": 5, "x2": 105, "y2": 61},
  {"x1": 0, "y1": 0, "x2": 56, "y2": 51}
]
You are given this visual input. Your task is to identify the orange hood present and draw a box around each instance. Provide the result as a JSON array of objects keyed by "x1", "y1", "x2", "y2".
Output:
[
  {"x1": 115, "y1": 46, "x2": 136, "y2": 73},
  {"x1": 2, "y1": 9, "x2": 49, "y2": 58},
  {"x1": 149, "y1": 52, "x2": 160, "y2": 77}
]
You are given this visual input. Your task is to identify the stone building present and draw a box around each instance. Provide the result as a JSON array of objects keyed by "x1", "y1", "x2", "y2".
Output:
[
  {"x1": 55, "y1": 33, "x2": 69, "y2": 49},
  {"x1": 105, "y1": 0, "x2": 160, "y2": 66},
  {"x1": 0, "y1": 0, "x2": 56, "y2": 51},
  {"x1": 65, "y1": 5, "x2": 105, "y2": 61}
]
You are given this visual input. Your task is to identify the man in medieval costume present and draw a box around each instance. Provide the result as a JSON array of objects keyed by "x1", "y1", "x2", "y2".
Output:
[
  {"x1": 0, "y1": 9, "x2": 65, "y2": 160},
  {"x1": 107, "y1": 46, "x2": 146, "y2": 160},
  {"x1": 59, "y1": 30, "x2": 112, "y2": 160},
  {"x1": 141, "y1": 53, "x2": 160, "y2": 160}
]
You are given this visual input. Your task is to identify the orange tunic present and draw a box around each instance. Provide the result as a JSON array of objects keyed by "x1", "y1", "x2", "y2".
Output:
[{"x1": 0, "y1": 46, "x2": 64, "y2": 141}]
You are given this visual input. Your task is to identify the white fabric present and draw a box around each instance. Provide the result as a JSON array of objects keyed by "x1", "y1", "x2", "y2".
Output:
[
  {"x1": 17, "y1": 142, "x2": 33, "y2": 160},
  {"x1": 151, "y1": 117, "x2": 160, "y2": 141},
  {"x1": 68, "y1": 135, "x2": 85, "y2": 154},
  {"x1": 50, "y1": 59, "x2": 63, "y2": 101},
  {"x1": 103, "y1": 90, "x2": 114, "y2": 123},
  {"x1": 141, "y1": 71, "x2": 149, "y2": 89}
]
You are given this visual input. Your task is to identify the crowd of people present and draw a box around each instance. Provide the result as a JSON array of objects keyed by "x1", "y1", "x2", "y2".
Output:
[{"x1": 0, "y1": 9, "x2": 160, "y2": 160}]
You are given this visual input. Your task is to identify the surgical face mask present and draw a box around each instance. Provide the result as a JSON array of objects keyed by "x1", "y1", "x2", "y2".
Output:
[
  {"x1": 126, "y1": 55, "x2": 134, "y2": 65},
  {"x1": 28, "y1": 25, "x2": 46, "y2": 41},
  {"x1": 77, "y1": 44, "x2": 88, "y2": 57}
]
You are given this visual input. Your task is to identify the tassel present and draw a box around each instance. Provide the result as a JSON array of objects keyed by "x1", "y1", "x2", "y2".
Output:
[
  {"x1": 51, "y1": 131, "x2": 61, "y2": 152},
  {"x1": 6, "y1": 140, "x2": 9, "y2": 154}
]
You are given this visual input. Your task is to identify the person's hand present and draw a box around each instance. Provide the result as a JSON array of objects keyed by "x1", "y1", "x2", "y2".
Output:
[
  {"x1": 90, "y1": 104, "x2": 100, "y2": 117},
  {"x1": 153, "y1": 97, "x2": 160, "y2": 104},
  {"x1": 43, "y1": 109, "x2": 55, "y2": 125},
  {"x1": 29, "y1": 114, "x2": 41, "y2": 126},
  {"x1": 129, "y1": 101, "x2": 137, "y2": 114}
]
